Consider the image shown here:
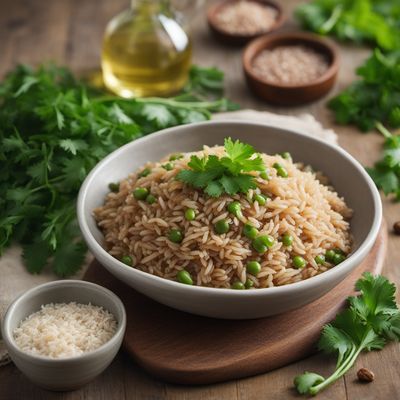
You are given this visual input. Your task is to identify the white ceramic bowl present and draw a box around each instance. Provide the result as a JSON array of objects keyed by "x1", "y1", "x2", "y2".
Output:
[
  {"x1": 77, "y1": 121, "x2": 382, "y2": 319},
  {"x1": 1, "y1": 280, "x2": 126, "y2": 391}
]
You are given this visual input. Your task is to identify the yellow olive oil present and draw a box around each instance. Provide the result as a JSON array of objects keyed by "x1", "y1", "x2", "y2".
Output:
[{"x1": 102, "y1": 1, "x2": 192, "y2": 98}]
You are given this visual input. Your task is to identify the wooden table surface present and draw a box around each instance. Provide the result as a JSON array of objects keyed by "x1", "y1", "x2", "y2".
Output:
[{"x1": 1, "y1": 1, "x2": 399, "y2": 399}]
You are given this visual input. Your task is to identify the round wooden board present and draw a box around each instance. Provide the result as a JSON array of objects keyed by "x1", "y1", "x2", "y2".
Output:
[{"x1": 83, "y1": 223, "x2": 387, "y2": 385}]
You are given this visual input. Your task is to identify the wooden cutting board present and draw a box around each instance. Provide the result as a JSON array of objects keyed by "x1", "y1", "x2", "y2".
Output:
[{"x1": 84, "y1": 223, "x2": 387, "y2": 385}]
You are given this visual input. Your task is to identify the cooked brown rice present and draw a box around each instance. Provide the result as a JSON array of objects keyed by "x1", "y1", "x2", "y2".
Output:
[{"x1": 94, "y1": 146, "x2": 352, "y2": 289}]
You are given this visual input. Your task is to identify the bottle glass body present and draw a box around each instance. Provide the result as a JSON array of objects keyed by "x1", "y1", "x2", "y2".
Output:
[{"x1": 102, "y1": 0, "x2": 192, "y2": 97}]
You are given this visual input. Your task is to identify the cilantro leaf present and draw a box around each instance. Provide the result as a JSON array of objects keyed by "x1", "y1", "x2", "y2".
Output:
[
  {"x1": 176, "y1": 138, "x2": 265, "y2": 197},
  {"x1": 294, "y1": 273, "x2": 400, "y2": 396},
  {"x1": 22, "y1": 240, "x2": 51, "y2": 274},
  {"x1": 59, "y1": 139, "x2": 89, "y2": 155},
  {"x1": 328, "y1": 49, "x2": 400, "y2": 132},
  {"x1": 296, "y1": 0, "x2": 400, "y2": 51},
  {"x1": 52, "y1": 239, "x2": 87, "y2": 277},
  {"x1": 365, "y1": 124, "x2": 400, "y2": 199},
  {"x1": 353, "y1": 272, "x2": 397, "y2": 316},
  {"x1": 205, "y1": 181, "x2": 223, "y2": 197},
  {"x1": 224, "y1": 137, "x2": 255, "y2": 162},
  {"x1": 294, "y1": 372, "x2": 325, "y2": 395}
]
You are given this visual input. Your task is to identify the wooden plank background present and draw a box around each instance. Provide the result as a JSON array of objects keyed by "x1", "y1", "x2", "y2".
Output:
[{"x1": 0, "y1": 0, "x2": 399, "y2": 399}]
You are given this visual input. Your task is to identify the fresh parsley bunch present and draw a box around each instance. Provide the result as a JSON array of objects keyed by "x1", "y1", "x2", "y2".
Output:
[
  {"x1": 328, "y1": 49, "x2": 400, "y2": 132},
  {"x1": 296, "y1": 0, "x2": 400, "y2": 50},
  {"x1": 177, "y1": 138, "x2": 265, "y2": 197},
  {"x1": 294, "y1": 273, "x2": 400, "y2": 396},
  {"x1": 0, "y1": 64, "x2": 236, "y2": 276}
]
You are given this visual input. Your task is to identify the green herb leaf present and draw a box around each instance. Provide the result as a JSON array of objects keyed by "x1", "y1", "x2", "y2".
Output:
[
  {"x1": 176, "y1": 138, "x2": 264, "y2": 197},
  {"x1": 294, "y1": 273, "x2": 400, "y2": 396},
  {"x1": 294, "y1": 372, "x2": 325, "y2": 395},
  {"x1": 22, "y1": 240, "x2": 51, "y2": 274},
  {"x1": 296, "y1": 0, "x2": 400, "y2": 51}
]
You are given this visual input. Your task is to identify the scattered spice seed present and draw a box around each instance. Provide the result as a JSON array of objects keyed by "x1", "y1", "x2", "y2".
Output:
[
  {"x1": 357, "y1": 368, "x2": 374, "y2": 383},
  {"x1": 252, "y1": 45, "x2": 329, "y2": 85},
  {"x1": 215, "y1": 1, "x2": 277, "y2": 36},
  {"x1": 393, "y1": 221, "x2": 400, "y2": 235}
]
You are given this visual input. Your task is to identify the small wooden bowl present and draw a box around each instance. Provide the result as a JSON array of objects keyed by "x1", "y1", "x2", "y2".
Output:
[
  {"x1": 243, "y1": 31, "x2": 340, "y2": 105},
  {"x1": 207, "y1": 0, "x2": 285, "y2": 45}
]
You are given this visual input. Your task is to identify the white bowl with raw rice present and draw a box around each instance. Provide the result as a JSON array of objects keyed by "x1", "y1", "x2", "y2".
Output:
[
  {"x1": 1, "y1": 280, "x2": 126, "y2": 391},
  {"x1": 77, "y1": 121, "x2": 382, "y2": 319}
]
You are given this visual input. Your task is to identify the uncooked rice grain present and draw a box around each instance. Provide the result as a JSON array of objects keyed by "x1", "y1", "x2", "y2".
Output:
[
  {"x1": 94, "y1": 146, "x2": 352, "y2": 289},
  {"x1": 13, "y1": 302, "x2": 117, "y2": 358},
  {"x1": 252, "y1": 45, "x2": 330, "y2": 85},
  {"x1": 215, "y1": 1, "x2": 277, "y2": 35}
]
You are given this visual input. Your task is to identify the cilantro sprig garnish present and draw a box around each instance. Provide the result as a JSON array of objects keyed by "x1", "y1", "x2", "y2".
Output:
[
  {"x1": 176, "y1": 138, "x2": 265, "y2": 197},
  {"x1": 294, "y1": 273, "x2": 400, "y2": 396},
  {"x1": 0, "y1": 64, "x2": 236, "y2": 276}
]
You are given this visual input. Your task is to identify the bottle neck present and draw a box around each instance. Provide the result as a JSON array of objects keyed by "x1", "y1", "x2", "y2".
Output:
[{"x1": 131, "y1": 0, "x2": 170, "y2": 13}]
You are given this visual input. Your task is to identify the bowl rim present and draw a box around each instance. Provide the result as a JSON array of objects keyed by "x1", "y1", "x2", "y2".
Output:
[
  {"x1": 207, "y1": 0, "x2": 286, "y2": 42},
  {"x1": 1, "y1": 280, "x2": 127, "y2": 364},
  {"x1": 243, "y1": 31, "x2": 340, "y2": 89},
  {"x1": 77, "y1": 120, "x2": 382, "y2": 297}
]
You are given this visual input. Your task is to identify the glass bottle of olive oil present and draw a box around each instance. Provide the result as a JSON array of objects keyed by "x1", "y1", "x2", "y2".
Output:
[{"x1": 102, "y1": 0, "x2": 192, "y2": 98}]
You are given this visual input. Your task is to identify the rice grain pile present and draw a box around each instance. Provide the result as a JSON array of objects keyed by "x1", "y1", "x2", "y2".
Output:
[
  {"x1": 13, "y1": 302, "x2": 117, "y2": 358},
  {"x1": 94, "y1": 146, "x2": 352, "y2": 289},
  {"x1": 215, "y1": 1, "x2": 278, "y2": 35},
  {"x1": 252, "y1": 45, "x2": 330, "y2": 85}
]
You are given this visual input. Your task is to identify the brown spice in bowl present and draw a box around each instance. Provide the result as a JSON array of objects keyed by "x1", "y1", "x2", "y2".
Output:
[
  {"x1": 252, "y1": 45, "x2": 330, "y2": 85},
  {"x1": 215, "y1": 1, "x2": 278, "y2": 35}
]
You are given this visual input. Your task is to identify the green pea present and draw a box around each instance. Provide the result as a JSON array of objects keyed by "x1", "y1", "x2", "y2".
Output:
[
  {"x1": 277, "y1": 167, "x2": 288, "y2": 178},
  {"x1": 169, "y1": 153, "x2": 183, "y2": 161},
  {"x1": 121, "y1": 255, "x2": 132, "y2": 266},
  {"x1": 108, "y1": 182, "x2": 119, "y2": 192},
  {"x1": 253, "y1": 193, "x2": 268, "y2": 205},
  {"x1": 282, "y1": 234, "x2": 293, "y2": 247},
  {"x1": 184, "y1": 208, "x2": 196, "y2": 221},
  {"x1": 281, "y1": 152, "x2": 292, "y2": 160},
  {"x1": 245, "y1": 278, "x2": 254, "y2": 289},
  {"x1": 332, "y1": 253, "x2": 346, "y2": 265},
  {"x1": 273, "y1": 163, "x2": 288, "y2": 178},
  {"x1": 258, "y1": 235, "x2": 275, "y2": 248},
  {"x1": 293, "y1": 255, "x2": 307, "y2": 269},
  {"x1": 214, "y1": 219, "x2": 230, "y2": 234},
  {"x1": 325, "y1": 250, "x2": 336, "y2": 262},
  {"x1": 260, "y1": 170, "x2": 270, "y2": 180},
  {"x1": 138, "y1": 168, "x2": 151, "y2": 178},
  {"x1": 246, "y1": 261, "x2": 261, "y2": 276},
  {"x1": 227, "y1": 201, "x2": 242, "y2": 218},
  {"x1": 315, "y1": 254, "x2": 325, "y2": 265},
  {"x1": 162, "y1": 163, "x2": 173, "y2": 171},
  {"x1": 168, "y1": 229, "x2": 184, "y2": 243},
  {"x1": 231, "y1": 281, "x2": 245, "y2": 290},
  {"x1": 133, "y1": 187, "x2": 149, "y2": 200},
  {"x1": 243, "y1": 224, "x2": 258, "y2": 239},
  {"x1": 177, "y1": 270, "x2": 193, "y2": 285},
  {"x1": 334, "y1": 248, "x2": 345, "y2": 256},
  {"x1": 252, "y1": 239, "x2": 267, "y2": 254},
  {"x1": 145, "y1": 194, "x2": 156, "y2": 204}
]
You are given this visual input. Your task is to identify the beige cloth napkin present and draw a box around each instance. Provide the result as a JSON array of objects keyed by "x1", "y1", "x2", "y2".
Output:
[{"x1": 0, "y1": 109, "x2": 337, "y2": 366}]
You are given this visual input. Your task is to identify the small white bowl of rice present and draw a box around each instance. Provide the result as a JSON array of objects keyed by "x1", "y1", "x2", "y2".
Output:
[
  {"x1": 77, "y1": 121, "x2": 382, "y2": 319},
  {"x1": 1, "y1": 280, "x2": 126, "y2": 391}
]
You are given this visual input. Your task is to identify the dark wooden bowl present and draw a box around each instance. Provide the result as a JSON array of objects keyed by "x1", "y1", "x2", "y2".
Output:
[
  {"x1": 243, "y1": 31, "x2": 340, "y2": 105},
  {"x1": 207, "y1": 0, "x2": 285, "y2": 45}
]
